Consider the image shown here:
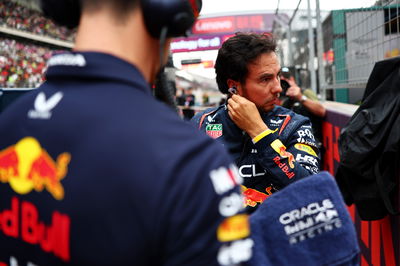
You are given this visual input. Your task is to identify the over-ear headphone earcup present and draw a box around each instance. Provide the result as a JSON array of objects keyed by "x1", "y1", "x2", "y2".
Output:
[{"x1": 141, "y1": 0, "x2": 202, "y2": 38}]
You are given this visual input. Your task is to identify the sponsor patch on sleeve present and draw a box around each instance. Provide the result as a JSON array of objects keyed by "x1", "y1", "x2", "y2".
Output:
[
  {"x1": 219, "y1": 192, "x2": 244, "y2": 217},
  {"x1": 218, "y1": 238, "x2": 254, "y2": 265},
  {"x1": 270, "y1": 139, "x2": 295, "y2": 168},
  {"x1": 206, "y1": 124, "x2": 223, "y2": 139},
  {"x1": 209, "y1": 164, "x2": 242, "y2": 195},
  {"x1": 217, "y1": 214, "x2": 250, "y2": 242},
  {"x1": 296, "y1": 154, "x2": 319, "y2": 167},
  {"x1": 294, "y1": 143, "x2": 317, "y2": 157}
]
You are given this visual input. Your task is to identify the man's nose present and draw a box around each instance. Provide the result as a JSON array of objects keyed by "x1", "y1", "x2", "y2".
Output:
[{"x1": 273, "y1": 77, "x2": 282, "y2": 93}]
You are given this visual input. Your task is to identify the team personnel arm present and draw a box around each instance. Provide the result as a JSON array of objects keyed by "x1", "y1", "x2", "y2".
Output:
[
  {"x1": 227, "y1": 94, "x2": 320, "y2": 187},
  {"x1": 284, "y1": 77, "x2": 326, "y2": 118},
  {"x1": 161, "y1": 138, "x2": 253, "y2": 266},
  {"x1": 252, "y1": 122, "x2": 321, "y2": 187}
]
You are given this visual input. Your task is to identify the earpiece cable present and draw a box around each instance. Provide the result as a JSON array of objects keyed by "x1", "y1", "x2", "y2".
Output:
[{"x1": 157, "y1": 26, "x2": 178, "y2": 111}]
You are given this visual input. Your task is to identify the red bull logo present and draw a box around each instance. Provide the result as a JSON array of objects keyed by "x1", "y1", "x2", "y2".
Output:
[
  {"x1": 0, "y1": 137, "x2": 70, "y2": 200},
  {"x1": 242, "y1": 185, "x2": 273, "y2": 207},
  {"x1": 270, "y1": 139, "x2": 295, "y2": 168}
]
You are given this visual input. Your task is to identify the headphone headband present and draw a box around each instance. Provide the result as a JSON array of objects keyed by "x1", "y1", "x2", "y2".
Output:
[
  {"x1": 141, "y1": 0, "x2": 202, "y2": 38},
  {"x1": 40, "y1": 0, "x2": 202, "y2": 38}
]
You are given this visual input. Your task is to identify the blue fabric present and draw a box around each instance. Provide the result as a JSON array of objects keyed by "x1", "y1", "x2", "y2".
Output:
[
  {"x1": 191, "y1": 104, "x2": 321, "y2": 212},
  {"x1": 249, "y1": 171, "x2": 360, "y2": 266},
  {"x1": 0, "y1": 52, "x2": 252, "y2": 265}
]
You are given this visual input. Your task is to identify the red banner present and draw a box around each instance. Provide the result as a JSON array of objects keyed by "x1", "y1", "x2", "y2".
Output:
[{"x1": 192, "y1": 14, "x2": 275, "y2": 35}]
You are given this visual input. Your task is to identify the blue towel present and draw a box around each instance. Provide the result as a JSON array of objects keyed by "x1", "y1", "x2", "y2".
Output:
[{"x1": 249, "y1": 171, "x2": 360, "y2": 266}]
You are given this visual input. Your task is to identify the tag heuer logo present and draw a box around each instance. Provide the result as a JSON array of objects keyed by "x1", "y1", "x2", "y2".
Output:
[{"x1": 206, "y1": 124, "x2": 223, "y2": 139}]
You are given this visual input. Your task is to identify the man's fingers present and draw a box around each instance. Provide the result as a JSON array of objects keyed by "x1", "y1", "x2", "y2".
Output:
[
  {"x1": 231, "y1": 94, "x2": 240, "y2": 99},
  {"x1": 227, "y1": 104, "x2": 236, "y2": 120},
  {"x1": 227, "y1": 97, "x2": 239, "y2": 110},
  {"x1": 286, "y1": 87, "x2": 295, "y2": 95},
  {"x1": 231, "y1": 94, "x2": 253, "y2": 106}
]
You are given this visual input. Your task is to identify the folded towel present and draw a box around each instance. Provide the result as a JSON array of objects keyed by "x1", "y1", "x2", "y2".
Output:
[{"x1": 249, "y1": 171, "x2": 360, "y2": 266}]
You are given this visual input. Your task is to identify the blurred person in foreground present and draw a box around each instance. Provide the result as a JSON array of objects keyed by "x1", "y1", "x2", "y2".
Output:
[
  {"x1": 279, "y1": 67, "x2": 326, "y2": 149},
  {"x1": 0, "y1": 0, "x2": 253, "y2": 265},
  {"x1": 192, "y1": 33, "x2": 321, "y2": 213}
]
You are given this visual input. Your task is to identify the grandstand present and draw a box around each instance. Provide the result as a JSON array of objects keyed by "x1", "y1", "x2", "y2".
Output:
[
  {"x1": 0, "y1": 0, "x2": 75, "y2": 111},
  {"x1": 0, "y1": 0, "x2": 74, "y2": 89},
  {"x1": 0, "y1": 0, "x2": 75, "y2": 42}
]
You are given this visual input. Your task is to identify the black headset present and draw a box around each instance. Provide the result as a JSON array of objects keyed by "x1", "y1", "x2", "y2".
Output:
[
  {"x1": 40, "y1": 0, "x2": 202, "y2": 38},
  {"x1": 142, "y1": 0, "x2": 201, "y2": 38}
]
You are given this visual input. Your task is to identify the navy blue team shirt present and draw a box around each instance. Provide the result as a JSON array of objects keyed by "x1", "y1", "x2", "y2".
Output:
[{"x1": 0, "y1": 52, "x2": 253, "y2": 265}]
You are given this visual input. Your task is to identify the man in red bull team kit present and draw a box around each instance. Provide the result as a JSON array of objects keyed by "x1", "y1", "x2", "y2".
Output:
[
  {"x1": 0, "y1": 0, "x2": 253, "y2": 265},
  {"x1": 192, "y1": 33, "x2": 321, "y2": 212}
]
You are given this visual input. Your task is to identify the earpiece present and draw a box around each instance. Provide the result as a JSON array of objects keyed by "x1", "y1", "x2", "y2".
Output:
[{"x1": 228, "y1": 86, "x2": 237, "y2": 95}]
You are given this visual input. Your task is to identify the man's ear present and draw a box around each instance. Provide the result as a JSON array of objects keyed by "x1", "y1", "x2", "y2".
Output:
[{"x1": 227, "y1": 79, "x2": 239, "y2": 93}]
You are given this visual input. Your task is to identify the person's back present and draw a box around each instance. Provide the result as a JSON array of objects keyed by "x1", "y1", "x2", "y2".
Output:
[{"x1": 0, "y1": 1, "x2": 253, "y2": 265}]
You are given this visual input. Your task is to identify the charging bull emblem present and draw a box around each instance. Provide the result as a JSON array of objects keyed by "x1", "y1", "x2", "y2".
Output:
[
  {"x1": 0, "y1": 137, "x2": 70, "y2": 200},
  {"x1": 270, "y1": 139, "x2": 295, "y2": 168}
]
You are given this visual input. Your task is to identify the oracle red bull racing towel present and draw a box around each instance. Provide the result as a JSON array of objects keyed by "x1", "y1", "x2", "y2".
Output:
[{"x1": 249, "y1": 171, "x2": 359, "y2": 266}]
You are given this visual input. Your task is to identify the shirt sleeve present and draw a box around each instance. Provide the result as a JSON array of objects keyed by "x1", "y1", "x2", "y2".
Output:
[
  {"x1": 251, "y1": 121, "x2": 321, "y2": 187},
  {"x1": 160, "y1": 137, "x2": 254, "y2": 266},
  {"x1": 190, "y1": 111, "x2": 203, "y2": 127}
]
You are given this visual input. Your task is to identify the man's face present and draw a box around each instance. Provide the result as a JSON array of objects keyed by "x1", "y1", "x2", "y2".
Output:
[{"x1": 238, "y1": 52, "x2": 282, "y2": 113}]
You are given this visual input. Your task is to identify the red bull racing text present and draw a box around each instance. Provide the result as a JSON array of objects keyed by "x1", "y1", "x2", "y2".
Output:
[
  {"x1": 273, "y1": 156, "x2": 295, "y2": 179},
  {"x1": 0, "y1": 137, "x2": 72, "y2": 261},
  {"x1": 0, "y1": 197, "x2": 71, "y2": 262},
  {"x1": 270, "y1": 139, "x2": 296, "y2": 179}
]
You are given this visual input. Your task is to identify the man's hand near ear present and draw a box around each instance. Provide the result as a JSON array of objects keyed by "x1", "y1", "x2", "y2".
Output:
[{"x1": 227, "y1": 94, "x2": 269, "y2": 138}]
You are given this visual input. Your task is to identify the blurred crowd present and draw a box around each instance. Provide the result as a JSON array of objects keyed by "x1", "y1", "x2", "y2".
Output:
[
  {"x1": 0, "y1": 0, "x2": 70, "y2": 88},
  {"x1": 0, "y1": 0, "x2": 75, "y2": 42},
  {"x1": 0, "y1": 38, "x2": 57, "y2": 88}
]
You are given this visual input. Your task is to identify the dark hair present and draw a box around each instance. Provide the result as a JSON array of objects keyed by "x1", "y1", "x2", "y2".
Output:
[
  {"x1": 215, "y1": 32, "x2": 277, "y2": 94},
  {"x1": 81, "y1": 0, "x2": 139, "y2": 20},
  {"x1": 40, "y1": 0, "x2": 139, "y2": 29}
]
